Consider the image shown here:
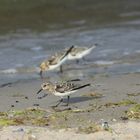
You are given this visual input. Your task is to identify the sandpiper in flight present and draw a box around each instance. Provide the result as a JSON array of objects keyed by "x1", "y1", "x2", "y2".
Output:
[
  {"x1": 39, "y1": 46, "x2": 74, "y2": 78},
  {"x1": 36, "y1": 81, "x2": 90, "y2": 107}
]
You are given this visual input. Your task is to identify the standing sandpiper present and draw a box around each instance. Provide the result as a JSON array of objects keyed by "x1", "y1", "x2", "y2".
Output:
[
  {"x1": 39, "y1": 46, "x2": 74, "y2": 78},
  {"x1": 36, "y1": 81, "x2": 90, "y2": 107},
  {"x1": 67, "y1": 44, "x2": 97, "y2": 62}
]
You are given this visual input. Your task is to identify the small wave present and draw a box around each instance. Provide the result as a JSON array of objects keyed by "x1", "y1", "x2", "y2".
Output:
[
  {"x1": 32, "y1": 55, "x2": 47, "y2": 60},
  {"x1": 15, "y1": 64, "x2": 24, "y2": 67},
  {"x1": 123, "y1": 52, "x2": 130, "y2": 55},
  {"x1": 1, "y1": 68, "x2": 17, "y2": 74},
  {"x1": 30, "y1": 46, "x2": 43, "y2": 51},
  {"x1": 120, "y1": 12, "x2": 140, "y2": 17},
  {"x1": 98, "y1": 49, "x2": 117, "y2": 57},
  {"x1": 34, "y1": 67, "x2": 40, "y2": 72},
  {"x1": 94, "y1": 61, "x2": 115, "y2": 65},
  {"x1": 121, "y1": 20, "x2": 140, "y2": 25},
  {"x1": 0, "y1": 66, "x2": 40, "y2": 74},
  {"x1": 16, "y1": 66, "x2": 40, "y2": 73},
  {"x1": 135, "y1": 50, "x2": 140, "y2": 53}
]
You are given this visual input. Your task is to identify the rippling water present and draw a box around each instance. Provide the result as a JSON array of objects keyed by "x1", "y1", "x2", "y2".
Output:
[{"x1": 0, "y1": 0, "x2": 140, "y2": 83}]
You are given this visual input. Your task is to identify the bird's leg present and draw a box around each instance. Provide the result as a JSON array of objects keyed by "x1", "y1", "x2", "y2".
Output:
[
  {"x1": 82, "y1": 57, "x2": 88, "y2": 65},
  {"x1": 53, "y1": 98, "x2": 63, "y2": 107},
  {"x1": 76, "y1": 59, "x2": 80, "y2": 64},
  {"x1": 82, "y1": 57, "x2": 86, "y2": 61},
  {"x1": 67, "y1": 96, "x2": 70, "y2": 106},
  {"x1": 64, "y1": 96, "x2": 70, "y2": 106},
  {"x1": 60, "y1": 65, "x2": 63, "y2": 73},
  {"x1": 39, "y1": 70, "x2": 44, "y2": 79}
]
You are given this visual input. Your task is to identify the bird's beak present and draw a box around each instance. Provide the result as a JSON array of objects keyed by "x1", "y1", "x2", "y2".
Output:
[{"x1": 37, "y1": 88, "x2": 43, "y2": 94}]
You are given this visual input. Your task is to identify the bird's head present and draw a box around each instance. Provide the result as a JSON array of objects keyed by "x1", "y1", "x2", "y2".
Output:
[
  {"x1": 36, "y1": 82, "x2": 53, "y2": 94},
  {"x1": 39, "y1": 62, "x2": 49, "y2": 78}
]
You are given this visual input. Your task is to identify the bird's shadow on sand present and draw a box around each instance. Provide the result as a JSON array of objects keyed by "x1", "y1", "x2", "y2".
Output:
[
  {"x1": 62, "y1": 96, "x2": 103, "y2": 104},
  {"x1": 51, "y1": 96, "x2": 104, "y2": 112}
]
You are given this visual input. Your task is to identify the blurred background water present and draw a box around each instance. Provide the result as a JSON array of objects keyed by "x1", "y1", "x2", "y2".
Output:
[{"x1": 0, "y1": 0, "x2": 140, "y2": 83}]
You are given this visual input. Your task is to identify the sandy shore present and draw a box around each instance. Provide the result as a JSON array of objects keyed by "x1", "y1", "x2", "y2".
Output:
[
  {"x1": 0, "y1": 73, "x2": 140, "y2": 139},
  {"x1": 0, "y1": 73, "x2": 140, "y2": 119},
  {"x1": 0, "y1": 121, "x2": 140, "y2": 140}
]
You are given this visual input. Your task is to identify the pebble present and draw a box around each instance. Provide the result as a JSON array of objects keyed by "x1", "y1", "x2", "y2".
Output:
[
  {"x1": 100, "y1": 119, "x2": 109, "y2": 130},
  {"x1": 102, "y1": 121, "x2": 109, "y2": 130},
  {"x1": 11, "y1": 105, "x2": 14, "y2": 108},
  {"x1": 121, "y1": 116, "x2": 128, "y2": 120},
  {"x1": 112, "y1": 118, "x2": 117, "y2": 122},
  {"x1": 28, "y1": 134, "x2": 37, "y2": 140},
  {"x1": 25, "y1": 96, "x2": 28, "y2": 99},
  {"x1": 33, "y1": 104, "x2": 39, "y2": 107},
  {"x1": 13, "y1": 128, "x2": 24, "y2": 132}
]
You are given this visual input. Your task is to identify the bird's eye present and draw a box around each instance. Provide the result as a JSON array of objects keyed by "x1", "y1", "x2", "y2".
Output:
[{"x1": 43, "y1": 84, "x2": 47, "y2": 88}]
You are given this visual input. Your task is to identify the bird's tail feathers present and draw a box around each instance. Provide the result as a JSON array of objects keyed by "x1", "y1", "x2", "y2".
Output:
[
  {"x1": 60, "y1": 45, "x2": 74, "y2": 61},
  {"x1": 72, "y1": 83, "x2": 90, "y2": 91},
  {"x1": 90, "y1": 44, "x2": 97, "y2": 51}
]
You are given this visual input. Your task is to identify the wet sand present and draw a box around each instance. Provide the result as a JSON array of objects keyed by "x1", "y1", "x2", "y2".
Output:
[
  {"x1": 0, "y1": 73, "x2": 140, "y2": 120},
  {"x1": 0, "y1": 73, "x2": 140, "y2": 139}
]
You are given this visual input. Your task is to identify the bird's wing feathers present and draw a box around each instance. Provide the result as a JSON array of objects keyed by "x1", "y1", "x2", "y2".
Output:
[
  {"x1": 55, "y1": 82, "x2": 79, "y2": 93},
  {"x1": 48, "y1": 57, "x2": 58, "y2": 65}
]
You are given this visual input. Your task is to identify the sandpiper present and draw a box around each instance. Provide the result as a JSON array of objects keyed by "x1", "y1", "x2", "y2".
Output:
[
  {"x1": 36, "y1": 81, "x2": 90, "y2": 107},
  {"x1": 39, "y1": 46, "x2": 74, "y2": 78},
  {"x1": 67, "y1": 44, "x2": 97, "y2": 62}
]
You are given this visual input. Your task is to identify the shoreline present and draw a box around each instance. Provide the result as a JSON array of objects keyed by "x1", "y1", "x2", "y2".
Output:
[
  {"x1": 0, "y1": 73, "x2": 139, "y2": 119},
  {"x1": 0, "y1": 73, "x2": 139, "y2": 139}
]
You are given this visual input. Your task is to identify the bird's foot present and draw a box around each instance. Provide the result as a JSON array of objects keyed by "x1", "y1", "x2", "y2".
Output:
[{"x1": 50, "y1": 105, "x2": 58, "y2": 108}]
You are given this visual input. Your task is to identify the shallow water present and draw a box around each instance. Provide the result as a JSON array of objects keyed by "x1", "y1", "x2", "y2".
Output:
[{"x1": 0, "y1": 0, "x2": 140, "y2": 83}]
